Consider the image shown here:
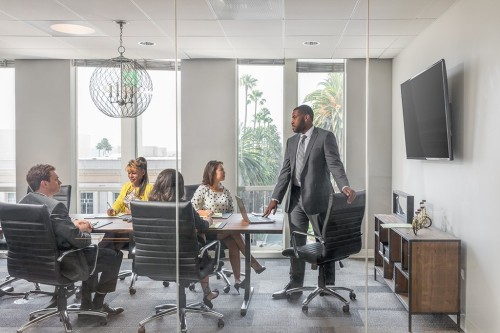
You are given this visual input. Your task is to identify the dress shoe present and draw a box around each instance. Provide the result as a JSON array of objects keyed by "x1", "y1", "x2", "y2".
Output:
[
  {"x1": 202, "y1": 288, "x2": 219, "y2": 309},
  {"x1": 234, "y1": 279, "x2": 248, "y2": 294},
  {"x1": 251, "y1": 261, "x2": 266, "y2": 274},
  {"x1": 97, "y1": 303, "x2": 124, "y2": 315},
  {"x1": 254, "y1": 266, "x2": 266, "y2": 274},
  {"x1": 272, "y1": 281, "x2": 303, "y2": 299}
]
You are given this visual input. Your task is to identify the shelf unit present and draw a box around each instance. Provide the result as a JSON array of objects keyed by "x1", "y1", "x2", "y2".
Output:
[{"x1": 374, "y1": 214, "x2": 461, "y2": 332}]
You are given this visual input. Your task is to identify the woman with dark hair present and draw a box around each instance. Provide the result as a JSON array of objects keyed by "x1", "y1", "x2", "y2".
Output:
[
  {"x1": 107, "y1": 157, "x2": 152, "y2": 216},
  {"x1": 191, "y1": 160, "x2": 265, "y2": 293},
  {"x1": 149, "y1": 169, "x2": 219, "y2": 308}
]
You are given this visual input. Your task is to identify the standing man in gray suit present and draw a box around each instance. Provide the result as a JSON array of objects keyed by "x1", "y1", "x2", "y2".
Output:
[{"x1": 263, "y1": 104, "x2": 356, "y2": 298}]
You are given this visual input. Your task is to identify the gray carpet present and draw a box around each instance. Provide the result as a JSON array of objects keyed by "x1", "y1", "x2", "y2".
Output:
[{"x1": 0, "y1": 258, "x2": 461, "y2": 333}]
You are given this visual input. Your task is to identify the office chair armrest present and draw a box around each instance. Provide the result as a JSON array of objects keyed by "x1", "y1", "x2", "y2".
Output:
[
  {"x1": 291, "y1": 230, "x2": 324, "y2": 243},
  {"x1": 57, "y1": 244, "x2": 99, "y2": 275},
  {"x1": 198, "y1": 240, "x2": 221, "y2": 270},
  {"x1": 290, "y1": 231, "x2": 324, "y2": 258},
  {"x1": 199, "y1": 240, "x2": 220, "y2": 258}
]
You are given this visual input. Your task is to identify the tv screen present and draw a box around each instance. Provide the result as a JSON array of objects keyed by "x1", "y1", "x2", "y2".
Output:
[{"x1": 400, "y1": 59, "x2": 453, "y2": 160}]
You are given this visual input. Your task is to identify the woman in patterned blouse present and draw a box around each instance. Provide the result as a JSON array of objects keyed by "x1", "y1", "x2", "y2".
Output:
[{"x1": 191, "y1": 160, "x2": 266, "y2": 293}]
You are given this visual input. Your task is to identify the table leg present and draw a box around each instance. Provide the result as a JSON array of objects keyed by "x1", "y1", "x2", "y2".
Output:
[{"x1": 240, "y1": 233, "x2": 253, "y2": 316}]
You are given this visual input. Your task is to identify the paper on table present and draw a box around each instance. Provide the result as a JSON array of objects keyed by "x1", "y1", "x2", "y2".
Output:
[
  {"x1": 209, "y1": 221, "x2": 227, "y2": 229},
  {"x1": 91, "y1": 233, "x2": 105, "y2": 245}
]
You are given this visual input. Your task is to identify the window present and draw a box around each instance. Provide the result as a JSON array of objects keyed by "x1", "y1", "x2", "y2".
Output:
[
  {"x1": 0, "y1": 66, "x2": 15, "y2": 202},
  {"x1": 297, "y1": 60, "x2": 345, "y2": 159},
  {"x1": 137, "y1": 69, "x2": 180, "y2": 183},
  {"x1": 77, "y1": 66, "x2": 122, "y2": 213},
  {"x1": 80, "y1": 192, "x2": 94, "y2": 214},
  {"x1": 76, "y1": 62, "x2": 179, "y2": 212},
  {"x1": 237, "y1": 63, "x2": 284, "y2": 252}
]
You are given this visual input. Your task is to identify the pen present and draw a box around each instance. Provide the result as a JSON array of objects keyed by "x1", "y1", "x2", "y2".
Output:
[{"x1": 107, "y1": 202, "x2": 112, "y2": 209}]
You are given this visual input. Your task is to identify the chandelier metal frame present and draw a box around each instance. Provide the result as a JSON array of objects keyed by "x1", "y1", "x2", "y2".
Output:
[{"x1": 89, "y1": 20, "x2": 153, "y2": 118}]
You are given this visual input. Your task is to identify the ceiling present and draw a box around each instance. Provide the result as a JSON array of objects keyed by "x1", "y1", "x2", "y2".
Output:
[{"x1": 0, "y1": 0, "x2": 457, "y2": 61}]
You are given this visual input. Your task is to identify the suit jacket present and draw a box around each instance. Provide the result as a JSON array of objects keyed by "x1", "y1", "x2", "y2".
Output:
[
  {"x1": 272, "y1": 127, "x2": 349, "y2": 215},
  {"x1": 19, "y1": 192, "x2": 91, "y2": 250},
  {"x1": 19, "y1": 192, "x2": 92, "y2": 281}
]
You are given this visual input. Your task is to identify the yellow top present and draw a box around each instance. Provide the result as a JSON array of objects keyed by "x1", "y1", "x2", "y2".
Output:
[{"x1": 112, "y1": 182, "x2": 153, "y2": 214}]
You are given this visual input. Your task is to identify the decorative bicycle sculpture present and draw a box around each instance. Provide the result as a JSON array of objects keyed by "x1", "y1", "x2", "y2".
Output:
[{"x1": 411, "y1": 200, "x2": 432, "y2": 235}]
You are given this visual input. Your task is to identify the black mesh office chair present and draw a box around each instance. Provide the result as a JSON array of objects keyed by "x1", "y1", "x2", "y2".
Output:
[
  {"x1": 131, "y1": 200, "x2": 224, "y2": 333},
  {"x1": 283, "y1": 191, "x2": 366, "y2": 313},
  {"x1": 0, "y1": 202, "x2": 107, "y2": 332}
]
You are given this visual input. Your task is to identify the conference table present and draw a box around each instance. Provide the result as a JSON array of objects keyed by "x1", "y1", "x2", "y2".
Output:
[{"x1": 76, "y1": 212, "x2": 284, "y2": 316}]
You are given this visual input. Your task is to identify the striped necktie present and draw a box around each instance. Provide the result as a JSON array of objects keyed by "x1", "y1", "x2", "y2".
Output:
[{"x1": 295, "y1": 134, "x2": 307, "y2": 185}]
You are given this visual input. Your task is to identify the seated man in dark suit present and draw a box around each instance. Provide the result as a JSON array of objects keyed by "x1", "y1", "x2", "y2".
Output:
[{"x1": 19, "y1": 164, "x2": 124, "y2": 315}]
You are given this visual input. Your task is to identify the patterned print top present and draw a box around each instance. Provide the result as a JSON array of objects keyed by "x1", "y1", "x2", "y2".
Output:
[{"x1": 190, "y1": 184, "x2": 234, "y2": 213}]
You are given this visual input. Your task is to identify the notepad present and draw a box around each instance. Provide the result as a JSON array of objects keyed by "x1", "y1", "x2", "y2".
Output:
[
  {"x1": 380, "y1": 223, "x2": 413, "y2": 229},
  {"x1": 209, "y1": 221, "x2": 227, "y2": 229}
]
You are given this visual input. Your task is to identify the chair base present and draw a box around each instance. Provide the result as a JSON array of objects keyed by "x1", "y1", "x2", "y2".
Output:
[
  {"x1": 118, "y1": 270, "x2": 138, "y2": 294},
  {"x1": 286, "y1": 285, "x2": 355, "y2": 313},
  {"x1": 18, "y1": 304, "x2": 107, "y2": 333},
  {"x1": 0, "y1": 276, "x2": 30, "y2": 298},
  {"x1": 138, "y1": 301, "x2": 224, "y2": 333}
]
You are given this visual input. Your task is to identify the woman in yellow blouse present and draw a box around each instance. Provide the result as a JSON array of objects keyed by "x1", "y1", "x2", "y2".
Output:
[{"x1": 107, "y1": 157, "x2": 152, "y2": 216}]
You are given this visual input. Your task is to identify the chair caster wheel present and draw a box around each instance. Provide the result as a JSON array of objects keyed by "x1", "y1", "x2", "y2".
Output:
[
  {"x1": 342, "y1": 304, "x2": 349, "y2": 313},
  {"x1": 223, "y1": 286, "x2": 230, "y2": 293},
  {"x1": 119, "y1": 276, "x2": 126, "y2": 281},
  {"x1": 218, "y1": 319, "x2": 225, "y2": 328},
  {"x1": 188, "y1": 283, "x2": 195, "y2": 291},
  {"x1": 29, "y1": 315, "x2": 36, "y2": 321},
  {"x1": 138, "y1": 327, "x2": 146, "y2": 333},
  {"x1": 224, "y1": 271, "x2": 232, "y2": 278},
  {"x1": 100, "y1": 320, "x2": 107, "y2": 326},
  {"x1": 301, "y1": 305, "x2": 308, "y2": 313},
  {"x1": 349, "y1": 291, "x2": 356, "y2": 300},
  {"x1": 163, "y1": 281, "x2": 169, "y2": 287},
  {"x1": 129, "y1": 288, "x2": 136, "y2": 295}
]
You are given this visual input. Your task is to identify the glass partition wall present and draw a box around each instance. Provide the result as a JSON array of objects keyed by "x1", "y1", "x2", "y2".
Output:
[{"x1": 0, "y1": 66, "x2": 15, "y2": 203}]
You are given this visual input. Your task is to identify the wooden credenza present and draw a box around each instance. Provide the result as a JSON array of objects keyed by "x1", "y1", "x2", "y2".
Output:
[{"x1": 374, "y1": 214, "x2": 461, "y2": 332}]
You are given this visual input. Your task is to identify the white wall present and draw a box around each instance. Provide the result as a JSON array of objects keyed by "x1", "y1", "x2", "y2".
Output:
[
  {"x1": 392, "y1": 0, "x2": 500, "y2": 331},
  {"x1": 15, "y1": 60, "x2": 77, "y2": 209}
]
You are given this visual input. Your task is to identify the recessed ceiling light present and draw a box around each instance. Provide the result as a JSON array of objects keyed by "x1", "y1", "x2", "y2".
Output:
[
  {"x1": 50, "y1": 23, "x2": 95, "y2": 35},
  {"x1": 138, "y1": 41, "x2": 156, "y2": 46},
  {"x1": 303, "y1": 41, "x2": 320, "y2": 46}
]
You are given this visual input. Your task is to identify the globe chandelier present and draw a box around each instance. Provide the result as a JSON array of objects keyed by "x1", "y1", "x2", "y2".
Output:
[{"x1": 89, "y1": 20, "x2": 153, "y2": 118}]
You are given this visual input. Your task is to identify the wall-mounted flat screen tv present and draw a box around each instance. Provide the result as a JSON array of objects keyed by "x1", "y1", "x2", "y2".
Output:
[{"x1": 400, "y1": 59, "x2": 453, "y2": 160}]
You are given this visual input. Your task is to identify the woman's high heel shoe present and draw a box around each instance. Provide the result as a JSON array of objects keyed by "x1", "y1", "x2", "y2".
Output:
[
  {"x1": 251, "y1": 262, "x2": 266, "y2": 274},
  {"x1": 233, "y1": 280, "x2": 246, "y2": 294},
  {"x1": 203, "y1": 287, "x2": 219, "y2": 309}
]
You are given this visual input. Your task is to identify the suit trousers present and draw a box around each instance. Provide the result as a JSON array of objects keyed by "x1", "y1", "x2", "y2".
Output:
[
  {"x1": 83, "y1": 247, "x2": 123, "y2": 294},
  {"x1": 288, "y1": 186, "x2": 335, "y2": 286}
]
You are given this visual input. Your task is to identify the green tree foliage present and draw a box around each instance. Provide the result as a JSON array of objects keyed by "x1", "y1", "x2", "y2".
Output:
[
  {"x1": 303, "y1": 72, "x2": 344, "y2": 156},
  {"x1": 96, "y1": 138, "x2": 112, "y2": 157},
  {"x1": 238, "y1": 75, "x2": 282, "y2": 186}
]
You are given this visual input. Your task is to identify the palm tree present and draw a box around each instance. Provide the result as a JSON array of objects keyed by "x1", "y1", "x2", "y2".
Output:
[
  {"x1": 240, "y1": 74, "x2": 257, "y2": 127},
  {"x1": 238, "y1": 124, "x2": 282, "y2": 186},
  {"x1": 249, "y1": 90, "x2": 266, "y2": 129},
  {"x1": 303, "y1": 72, "x2": 345, "y2": 156}
]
